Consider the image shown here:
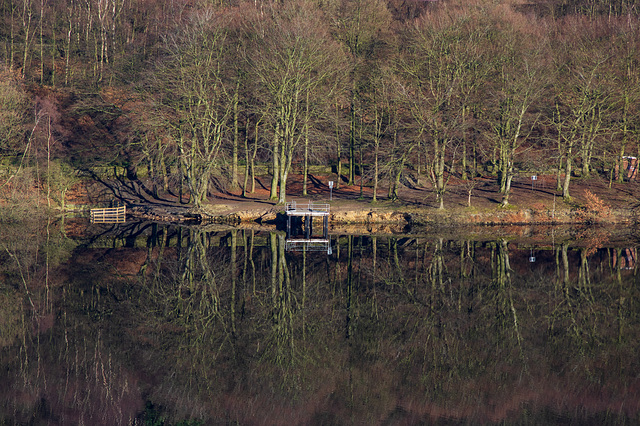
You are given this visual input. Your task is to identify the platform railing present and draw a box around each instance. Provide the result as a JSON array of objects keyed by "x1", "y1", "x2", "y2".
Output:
[
  {"x1": 285, "y1": 201, "x2": 330, "y2": 214},
  {"x1": 285, "y1": 239, "x2": 330, "y2": 252}
]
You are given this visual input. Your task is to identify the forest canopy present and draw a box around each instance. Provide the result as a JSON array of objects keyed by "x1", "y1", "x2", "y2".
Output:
[{"x1": 0, "y1": 0, "x2": 639, "y2": 207}]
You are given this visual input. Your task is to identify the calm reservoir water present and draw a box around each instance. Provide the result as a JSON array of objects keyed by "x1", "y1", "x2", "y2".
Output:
[{"x1": 1, "y1": 218, "x2": 639, "y2": 425}]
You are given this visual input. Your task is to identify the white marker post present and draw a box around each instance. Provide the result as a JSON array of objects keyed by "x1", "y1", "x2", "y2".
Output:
[
  {"x1": 531, "y1": 175, "x2": 537, "y2": 191},
  {"x1": 328, "y1": 181, "x2": 334, "y2": 201}
]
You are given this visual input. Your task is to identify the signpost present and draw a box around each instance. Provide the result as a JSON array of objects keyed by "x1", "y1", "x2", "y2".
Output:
[
  {"x1": 531, "y1": 175, "x2": 537, "y2": 191},
  {"x1": 328, "y1": 181, "x2": 334, "y2": 201}
]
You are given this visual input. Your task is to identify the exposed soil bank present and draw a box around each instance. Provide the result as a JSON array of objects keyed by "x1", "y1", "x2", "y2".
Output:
[{"x1": 127, "y1": 202, "x2": 636, "y2": 228}]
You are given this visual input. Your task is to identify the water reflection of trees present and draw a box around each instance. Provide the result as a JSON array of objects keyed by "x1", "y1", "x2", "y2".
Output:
[
  {"x1": 0, "y1": 218, "x2": 143, "y2": 425},
  {"x1": 1, "y1": 222, "x2": 640, "y2": 424}
]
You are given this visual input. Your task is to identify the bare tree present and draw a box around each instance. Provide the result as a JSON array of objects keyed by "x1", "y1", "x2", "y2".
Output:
[
  {"x1": 489, "y1": 40, "x2": 545, "y2": 207},
  {"x1": 154, "y1": 10, "x2": 233, "y2": 208},
  {"x1": 610, "y1": 22, "x2": 640, "y2": 183},
  {"x1": 328, "y1": 0, "x2": 392, "y2": 186},
  {"x1": 550, "y1": 18, "x2": 613, "y2": 199},
  {"x1": 360, "y1": 67, "x2": 397, "y2": 203},
  {"x1": 398, "y1": 10, "x2": 484, "y2": 209},
  {"x1": 244, "y1": 0, "x2": 345, "y2": 204}
]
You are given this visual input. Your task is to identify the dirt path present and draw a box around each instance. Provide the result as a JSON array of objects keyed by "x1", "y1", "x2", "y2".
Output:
[
  {"x1": 203, "y1": 172, "x2": 640, "y2": 217},
  {"x1": 71, "y1": 172, "x2": 640, "y2": 225}
]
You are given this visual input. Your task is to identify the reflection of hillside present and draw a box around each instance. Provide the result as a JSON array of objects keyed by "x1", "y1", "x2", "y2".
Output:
[{"x1": 1, "y1": 222, "x2": 639, "y2": 424}]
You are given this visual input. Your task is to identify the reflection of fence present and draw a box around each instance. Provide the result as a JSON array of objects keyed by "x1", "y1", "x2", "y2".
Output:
[{"x1": 90, "y1": 205, "x2": 126, "y2": 223}]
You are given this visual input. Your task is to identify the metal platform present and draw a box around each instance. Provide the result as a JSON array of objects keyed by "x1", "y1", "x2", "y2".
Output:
[{"x1": 285, "y1": 201, "x2": 330, "y2": 217}]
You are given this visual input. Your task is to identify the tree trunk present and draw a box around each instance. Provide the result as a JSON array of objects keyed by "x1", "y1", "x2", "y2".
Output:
[
  {"x1": 231, "y1": 82, "x2": 239, "y2": 190},
  {"x1": 617, "y1": 91, "x2": 629, "y2": 183},
  {"x1": 251, "y1": 121, "x2": 258, "y2": 194},
  {"x1": 461, "y1": 106, "x2": 468, "y2": 180},
  {"x1": 243, "y1": 118, "x2": 249, "y2": 198},
  {"x1": 359, "y1": 140, "x2": 363, "y2": 198},
  {"x1": 556, "y1": 156, "x2": 563, "y2": 191},
  {"x1": 277, "y1": 130, "x2": 292, "y2": 205},
  {"x1": 434, "y1": 139, "x2": 446, "y2": 210},
  {"x1": 22, "y1": 1, "x2": 33, "y2": 78},
  {"x1": 303, "y1": 90, "x2": 309, "y2": 196},
  {"x1": 562, "y1": 155, "x2": 572, "y2": 199},
  {"x1": 348, "y1": 93, "x2": 356, "y2": 185},
  {"x1": 335, "y1": 99, "x2": 342, "y2": 189},
  {"x1": 501, "y1": 168, "x2": 513, "y2": 207},
  {"x1": 373, "y1": 138, "x2": 379, "y2": 203},
  {"x1": 270, "y1": 121, "x2": 280, "y2": 200}
]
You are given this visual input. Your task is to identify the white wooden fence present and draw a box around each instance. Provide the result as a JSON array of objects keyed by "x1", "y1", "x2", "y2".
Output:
[{"x1": 90, "y1": 205, "x2": 126, "y2": 223}]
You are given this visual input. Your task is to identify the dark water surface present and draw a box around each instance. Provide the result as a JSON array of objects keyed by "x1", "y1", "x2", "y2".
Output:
[{"x1": 1, "y1": 218, "x2": 639, "y2": 425}]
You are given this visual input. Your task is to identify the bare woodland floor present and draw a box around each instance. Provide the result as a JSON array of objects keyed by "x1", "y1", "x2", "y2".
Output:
[{"x1": 60, "y1": 171, "x2": 640, "y2": 227}]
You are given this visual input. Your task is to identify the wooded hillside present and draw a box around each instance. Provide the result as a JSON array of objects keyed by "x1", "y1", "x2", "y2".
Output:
[{"x1": 1, "y1": 0, "x2": 639, "y2": 208}]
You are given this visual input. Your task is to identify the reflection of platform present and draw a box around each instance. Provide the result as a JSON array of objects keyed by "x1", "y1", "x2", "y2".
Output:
[
  {"x1": 286, "y1": 238, "x2": 331, "y2": 253},
  {"x1": 285, "y1": 201, "x2": 330, "y2": 217},
  {"x1": 613, "y1": 248, "x2": 636, "y2": 270}
]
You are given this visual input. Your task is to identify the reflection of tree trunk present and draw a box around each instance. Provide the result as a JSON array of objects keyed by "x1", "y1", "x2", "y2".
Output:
[
  {"x1": 554, "y1": 245, "x2": 561, "y2": 290},
  {"x1": 270, "y1": 232, "x2": 277, "y2": 316},
  {"x1": 267, "y1": 232, "x2": 294, "y2": 364},
  {"x1": 249, "y1": 230, "x2": 255, "y2": 294},
  {"x1": 577, "y1": 248, "x2": 590, "y2": 293},
  {"x1": 166, "y1": 229, "x2": 220, "y2": 330},
  {"x1": 615, "y1": 248, "x2": 624, "y2": 344},
  {"x1": 495, "y1": 240, "x2": 510, "y2": 288},
  {"x1": 415, "y1": 239, "x2": 421, "y2": 286},
  {"x1": 495, "y1": 240, "x2": 523, "y2": 347},
  {"x1": 615, "y1": 248, "x2": 623, "y2": 283},
  {"x1": 279, "y1": 233, "x2": 293, "y2": 359},
  {"x1": 429, "y1": 238, "x2": 444, "y2": 290},
  {"x1": 346, "y1": 235, "x2": 353, "y2": 339},
  {"x1": 392, "y1": 237, "x2": 405, "y2": 287},
  {"x1": 372, "y1": 236, "x2": 377, "y2": 277},
  {"x1": 242, "y1": 230, "x2": 248, "y2": 288},
  {"x1": 302, "y1": 248, "x2": 307, "y2": 341},
  {"x1": 460, "y1": 240, "x2": 475, "y2": 279},
  {"x1": 561, "y1": 242, "x2": 570, "y2": 288},
  {"x1": 230, "y1": 230, "x2": 237, "y2": 336},
  {"x1": 459, "y1": 240, "x2": 465, "y2": 279}
]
